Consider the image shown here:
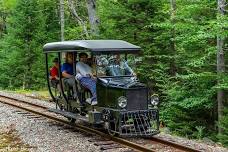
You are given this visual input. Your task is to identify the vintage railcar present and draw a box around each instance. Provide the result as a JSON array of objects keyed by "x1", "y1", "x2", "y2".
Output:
[{"x1": 43, "y1": 40, "x2": 159, "y2": 137}]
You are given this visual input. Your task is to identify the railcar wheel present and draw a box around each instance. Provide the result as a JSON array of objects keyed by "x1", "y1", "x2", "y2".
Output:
[
  {"x1": 104, "y1": 120, "x2": 118, "y2": 136},
  {"x1": 67, "y1": 117, "x2": 76, "y2": 123},
  {"x1": 102, "y1": 110, "x2": 119, "y2": 136},
  {"x1": 108, "y1": 122, "x2": 118, "y2": 136},
  {"x1": 60, "y1": 105, "x2": 64, "y2": 111}
]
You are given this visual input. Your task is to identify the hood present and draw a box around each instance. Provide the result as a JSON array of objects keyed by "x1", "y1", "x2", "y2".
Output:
[{"x1": 98, "y1": 77, "x2": 146, "y2": 89}]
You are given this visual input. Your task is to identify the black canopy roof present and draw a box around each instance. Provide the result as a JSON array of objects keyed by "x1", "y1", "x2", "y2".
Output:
[{"x1": 43, "y1": 40, "x2": 141, "y2": 54}]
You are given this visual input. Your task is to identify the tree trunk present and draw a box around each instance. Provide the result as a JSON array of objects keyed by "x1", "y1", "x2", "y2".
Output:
[
  {"x1": 67, "y1": 0, "x2": 89, "y2": 39},
  {"x1": 22, "y1": 73, "x2": 26, "y2": 90},
  {"x1": 0, "y1": 11, "x2": 7, "y2": 37},
  {"x1": 217, "y1": 0, "x2": 225, "y2": 134},
  {"x1": 170, "y1": 0, "x2": 177, "y2": 76},
  {"x1": 86, "y1": 0, "x2": 99, "y2": 37},
  {"x1": 170, "y1": 0, "x2": 176, "y2": 13},
  {"x1": 60, "y1": 0, "x2": 65, "y2": 41}
]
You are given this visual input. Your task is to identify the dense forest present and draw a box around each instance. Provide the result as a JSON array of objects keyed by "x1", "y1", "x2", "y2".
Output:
[{"x1": 0, "y1": 0, "x2": 227, "y2": 146}]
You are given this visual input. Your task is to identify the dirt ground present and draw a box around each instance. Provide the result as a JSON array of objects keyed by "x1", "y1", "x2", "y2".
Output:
[{"x1": 0, "y1": 124, "x2": 33, "y2": 152}]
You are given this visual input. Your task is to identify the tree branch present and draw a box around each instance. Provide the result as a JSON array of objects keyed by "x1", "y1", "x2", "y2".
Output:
[{"x1": 67, "y1": 0, "x2": 89, "y2": 38}]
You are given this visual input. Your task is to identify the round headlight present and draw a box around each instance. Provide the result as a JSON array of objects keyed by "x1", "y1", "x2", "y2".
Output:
[
  {"x1": 150, "y1": 94, "x2": 159, "y2": 106},
  {"x1": 118, "y1": 96, "x2": 127, "y2": 108}
]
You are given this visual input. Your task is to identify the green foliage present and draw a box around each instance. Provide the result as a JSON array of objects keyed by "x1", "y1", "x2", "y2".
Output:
[
  {"x1": 0, "y1": 0, "x2": 227, "y2": 146},
  {"x1": 0, "y1": 0, "x2": 17, "y2": 9},
  {"x1": 155, "y1": 0, "x2": 227, "y2": 140},
  {"x1": 0, "y1": 0, "x2": 59, "y2": 89},
  {"x1": 98, "y1": 0, "x2": 227, "y2": 143},
  {"x1": 98, "y1": 0, "x2": 165, "y2": 91},
  {"x1": 2, "y1": 0, "x2": 45, "y2": 89}
]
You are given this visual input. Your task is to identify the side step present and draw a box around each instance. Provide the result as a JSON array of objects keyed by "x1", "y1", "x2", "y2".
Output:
[{"x1": 48, "y1": 108, "x2": 88, "y2": 122}]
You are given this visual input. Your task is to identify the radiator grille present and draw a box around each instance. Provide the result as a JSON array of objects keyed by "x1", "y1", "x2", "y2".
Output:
[{"x1": 126, "y1": 88, "x2": 148, "y2": 110}]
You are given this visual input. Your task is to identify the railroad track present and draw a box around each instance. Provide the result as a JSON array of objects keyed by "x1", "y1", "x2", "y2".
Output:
[{"x1": 0, "y1": 94, "x2": 201, "y2": 152}]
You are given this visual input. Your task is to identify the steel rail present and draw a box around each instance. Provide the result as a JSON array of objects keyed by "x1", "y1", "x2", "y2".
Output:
[
  {"x1": 0, "y1": 95, "x2": 156, "y2": 152},
  {"x1": 0, "y1": 95, "x2": 48, "y2": 109},
  {"x1": 150, "y1": 137, "x2": 201, "y2": 152},
  {"x1": 0, "y1": 94, "x2": 201, "y2": 152}
]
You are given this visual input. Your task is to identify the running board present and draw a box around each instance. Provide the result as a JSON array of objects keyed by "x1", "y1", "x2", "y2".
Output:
[{"x1": 48, "y1": 108, "x2": 88, "y2": 122}]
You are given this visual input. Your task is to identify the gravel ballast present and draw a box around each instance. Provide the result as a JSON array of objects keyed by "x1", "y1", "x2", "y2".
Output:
[
  {"x1": 0, "y1": 102, "x2": 102, "y2": 152},
  {"x1": 0, "y1": 91, "x2": 227, "y2": 152},
  {"x1": 0, "y1": 91, "x2": 129, "y2": 152}
]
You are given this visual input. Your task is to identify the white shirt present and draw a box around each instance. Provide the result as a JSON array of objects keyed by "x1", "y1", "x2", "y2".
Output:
[{"x1": 76, "y1": 61, "x2": 92, "y2": 79}]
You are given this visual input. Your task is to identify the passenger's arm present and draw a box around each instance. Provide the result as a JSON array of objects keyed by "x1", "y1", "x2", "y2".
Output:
[
  {"x1": 123, "y1": 61, "x2": 135, "y2": 76},
  {"x1": 75, "y1": 63, "x2": 83, "y2": 80},
  {"x1": 62, "y1": 71, "x2": 73, "y2": 78},
  {"x1": 89, "y1": 64, "x2": 97, "y2": 79},
  {"x1": 90, "y1": 73, "x2": 96, "y2": 79},
  {"x1": 54, "y1": 76, "x2": 59, "y2": 80},
  {"x1": 61, "y1": 63, "x2": 73, "y2": 78}
]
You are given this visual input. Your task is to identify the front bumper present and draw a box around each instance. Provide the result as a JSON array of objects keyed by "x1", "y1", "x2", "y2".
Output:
[{"x1": 117, "y1": 109, "x2": 159, "y2": 137}]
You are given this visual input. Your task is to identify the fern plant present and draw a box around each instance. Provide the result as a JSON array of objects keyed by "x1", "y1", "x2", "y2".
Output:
[{"x1": 195, "y1": 126, "x2": 205, "y2": 140}]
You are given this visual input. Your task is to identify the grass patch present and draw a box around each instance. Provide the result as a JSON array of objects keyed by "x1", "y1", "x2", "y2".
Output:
[
  {"x1": 14, "y1": 89, "x2": 50, "y2": 97},
  {"x1": 3, "y1": 89, "x2": 51, "y2": 101}
]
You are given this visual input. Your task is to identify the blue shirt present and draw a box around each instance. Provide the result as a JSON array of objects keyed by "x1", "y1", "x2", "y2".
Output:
[{"x1": 61, "y1": 63, "x2": 73, "y2": 75}]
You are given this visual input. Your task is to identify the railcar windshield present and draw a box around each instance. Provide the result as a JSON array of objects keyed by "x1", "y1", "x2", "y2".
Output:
[{"x1": 96, "y1": 55, "x2": 135, "y2": 77}]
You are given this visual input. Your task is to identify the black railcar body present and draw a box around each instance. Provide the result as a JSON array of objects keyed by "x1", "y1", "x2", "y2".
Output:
[{"x1": 43, "y1": 40, "x2": 160, "y2": 137}]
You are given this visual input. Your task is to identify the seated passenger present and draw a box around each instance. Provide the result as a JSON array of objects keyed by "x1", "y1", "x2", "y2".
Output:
[
  {"x1": 96, "y1": 56, "x2": 109, "y2": 76},
  {"x1": 61, "y1": 52, "x2": 77, "y2": 99},
  {"x1": 49, "y1": 58, "x2": 59, "y2": 89},
  {"x1": 107, "y1": 55, "x2": 135, "y2": 76},
  {"x1": 76, "y1": 53, "x2": 97, "y2": 105}
]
